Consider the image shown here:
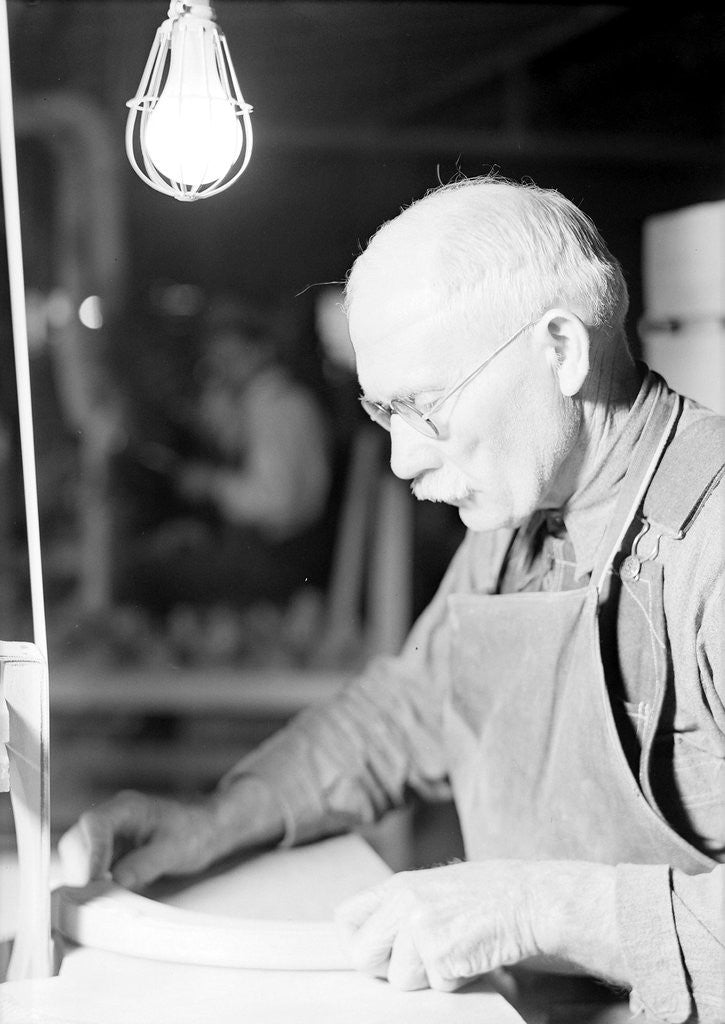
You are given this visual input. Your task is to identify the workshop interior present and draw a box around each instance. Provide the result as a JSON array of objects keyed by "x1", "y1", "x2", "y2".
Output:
[{"x1": 0, "y1": 0, "x2": 722, "y2": 1015}]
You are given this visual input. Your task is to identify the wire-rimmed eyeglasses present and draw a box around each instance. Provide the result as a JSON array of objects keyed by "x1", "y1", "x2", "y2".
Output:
[{"x1": 359, "y1": 319, "x2": 537, "y2": 438}]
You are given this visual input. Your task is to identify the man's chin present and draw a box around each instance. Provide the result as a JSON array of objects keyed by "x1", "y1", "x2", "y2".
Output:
[{"x1": 458, "y1": 500, "x2": 519, "y2": 533}]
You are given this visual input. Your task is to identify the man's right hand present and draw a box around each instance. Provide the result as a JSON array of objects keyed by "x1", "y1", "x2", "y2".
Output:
[{"x1": 58, "y1": 776, "x2": 286, "y2": 892}]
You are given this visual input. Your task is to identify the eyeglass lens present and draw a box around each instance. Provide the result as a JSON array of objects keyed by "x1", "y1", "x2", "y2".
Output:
[
  {"x1": 360, "y1": 397, "x2": 440, "y2": 438},
  {"x1": 392, "y1": 400, "x2": 439, "y2": 437},
  {"x1": 360, "y1": 399, "x2": 392, "y2": 430}
]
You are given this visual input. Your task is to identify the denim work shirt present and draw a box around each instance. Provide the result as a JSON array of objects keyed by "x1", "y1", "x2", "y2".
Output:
[{"x1": 226, "y1": 370, "x2": 725, "y2": 1023}]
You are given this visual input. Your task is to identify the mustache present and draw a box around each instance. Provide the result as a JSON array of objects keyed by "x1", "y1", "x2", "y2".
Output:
[{"x1": 411, "y1": 469, "x2": 472, "y2": 504}]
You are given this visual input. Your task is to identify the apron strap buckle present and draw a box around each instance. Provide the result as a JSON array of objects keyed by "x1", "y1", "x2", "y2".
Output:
[{"x1": 619, "y1": 518, "x2": 662, "y2": 583}]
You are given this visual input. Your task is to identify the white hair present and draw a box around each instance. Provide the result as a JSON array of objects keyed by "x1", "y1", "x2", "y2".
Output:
[{"x1": 345, "y1": 174, "x2": 629, "y2": 345}]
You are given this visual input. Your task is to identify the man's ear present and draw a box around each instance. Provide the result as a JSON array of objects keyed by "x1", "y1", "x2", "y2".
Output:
[{"x1": 538, "y1": 308, "x2": 590, "y2": 397}]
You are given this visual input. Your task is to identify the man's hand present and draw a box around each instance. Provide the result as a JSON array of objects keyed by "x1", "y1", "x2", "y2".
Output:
[
  {"x1": 335, "y1": 859, "x2": 628, "y2": 992},
  {"x1": 58, "y1": 791, "x2": 221, "y2": 891},
  {"x1": 58, "y1": 776, "x2": 285, "y2": 892}
]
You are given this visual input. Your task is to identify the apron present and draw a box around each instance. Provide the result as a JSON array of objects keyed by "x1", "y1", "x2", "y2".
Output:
[{"x1": 444, "y1": 380, "x2": 718, "y2": 874}]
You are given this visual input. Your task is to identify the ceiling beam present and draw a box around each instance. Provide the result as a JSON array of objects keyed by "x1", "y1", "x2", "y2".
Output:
[
  {"x1": 259, "y1": 124, "x2": 720, "y2": 166},
  {"x1": 383, "y1": 8, "x2": 625, "y2": 124}
]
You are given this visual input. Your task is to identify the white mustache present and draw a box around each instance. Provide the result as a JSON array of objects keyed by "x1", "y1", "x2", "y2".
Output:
[{"x1": 411, "y1": 470, "x2": 472, "y2": 504}]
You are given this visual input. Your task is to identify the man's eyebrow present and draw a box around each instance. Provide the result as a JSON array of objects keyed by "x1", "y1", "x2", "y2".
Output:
[
  {"x1": 360, "y1": 392, "x2": 390, "y2": 406},
  {"x1": 408, "y1": 384, "x2": 446, "y2": 405},
  {"x1": 361, "y1": 380, "x2": 444, "y2": 405}
]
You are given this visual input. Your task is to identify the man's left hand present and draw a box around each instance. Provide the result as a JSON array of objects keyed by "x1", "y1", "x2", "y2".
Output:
[{"x1": 335, "y1": 859, "x2": 625, "y2": 992}]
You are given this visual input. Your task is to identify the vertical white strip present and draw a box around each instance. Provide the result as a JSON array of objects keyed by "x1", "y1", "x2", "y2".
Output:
[
  {"x1": 0, "y1": 1, "x2": 52, "y2": 980},
  {"x1": 0, "y1": 0, "x2": 47, "y2": 659}
]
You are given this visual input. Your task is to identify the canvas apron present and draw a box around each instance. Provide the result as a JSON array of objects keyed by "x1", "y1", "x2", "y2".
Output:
[{"x1": 444, "y1": 382, "x2": 717, "y2": 874}]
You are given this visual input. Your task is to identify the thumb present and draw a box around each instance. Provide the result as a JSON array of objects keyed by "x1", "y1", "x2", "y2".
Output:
[
  {"x1": 58, "y1": 814, "x2": 114, "y2": 886},
  {"x1": 112, "y1": 836, "x2": 177, "y2": 891}
]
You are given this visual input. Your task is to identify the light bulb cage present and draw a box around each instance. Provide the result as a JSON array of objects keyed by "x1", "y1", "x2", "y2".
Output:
[{"x1": 126, "y1": 1, "x2": 253, "y2": 202}]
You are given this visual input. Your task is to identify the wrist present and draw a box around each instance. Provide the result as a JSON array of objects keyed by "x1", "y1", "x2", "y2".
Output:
[
  {"x1": 531, "y1": 861, "x2": 629, "y2": 986},
  {"x1": 206, "y1": 774, "x2": 286, "y2": 861}
]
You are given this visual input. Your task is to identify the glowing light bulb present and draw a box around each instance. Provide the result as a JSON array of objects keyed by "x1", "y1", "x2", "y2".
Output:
[
  {"x1": 126, "y1": 0, "x2": 253, "y2": 201},
  {"x1": 144, "y1": 18, "x2": 242, "y2": 186}
]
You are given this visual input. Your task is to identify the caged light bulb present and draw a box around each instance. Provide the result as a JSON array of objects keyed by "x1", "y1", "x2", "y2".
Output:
[
  {"x1": 126, "y1": 0, "x2": 253, "y2": 201},
  {"x1": 144, "y1": 20, "x2": 242, "y2": 184}
]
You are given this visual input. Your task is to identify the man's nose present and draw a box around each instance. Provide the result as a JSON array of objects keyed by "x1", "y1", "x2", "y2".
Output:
[{"x1": 389, "y1": 416, "x2": 441, "y2": 480}]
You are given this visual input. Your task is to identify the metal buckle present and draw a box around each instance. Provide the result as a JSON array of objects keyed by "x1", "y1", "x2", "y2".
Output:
[{"x1": 619, "y1": 518, "x2": 662, "y2": 582}]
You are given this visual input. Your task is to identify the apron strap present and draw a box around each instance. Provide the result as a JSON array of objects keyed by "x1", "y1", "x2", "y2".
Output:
[
  {"x1": 591, "y1": 381, "x2": 682, "y2": 593},
  {"x1": 642, "y1": 416, "x2": 725, "y2": 539}
]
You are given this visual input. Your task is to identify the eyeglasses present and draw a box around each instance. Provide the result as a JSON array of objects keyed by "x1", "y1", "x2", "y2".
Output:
[{"x1": 359, "y1": 319, "x2": 536, "y2": 438}]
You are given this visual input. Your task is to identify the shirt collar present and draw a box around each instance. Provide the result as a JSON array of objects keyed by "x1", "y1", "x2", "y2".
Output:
[{"x1": 559, "y1": 367, "x2": 661, "y2": 579}]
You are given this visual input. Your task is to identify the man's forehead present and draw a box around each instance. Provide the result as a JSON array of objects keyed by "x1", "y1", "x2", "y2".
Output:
[
  {"x1": 351, "y1": 303, "x2": 472, "y2": 400},
  {"x1": 349, "y1": 285, "x2": 439, "y2": 352},
  {"x1": 349, "y1": 242, "x2": 434, "y2": 323},
  {"x1": 347, "y1": 232, "x2": 479, "y2": 396}
]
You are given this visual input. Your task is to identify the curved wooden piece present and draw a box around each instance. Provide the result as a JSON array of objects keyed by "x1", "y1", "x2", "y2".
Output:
[
  {"x1": 52, "y1": 834, "x2": 392, "y2": 973},
  {"x1": 53, "y1": 881, "x2": 350, "y2": 971}
]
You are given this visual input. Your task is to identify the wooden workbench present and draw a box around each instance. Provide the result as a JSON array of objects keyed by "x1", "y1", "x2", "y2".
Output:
[{"x1": 0, "y1": 834, "x2": 525, "y2": 1023}]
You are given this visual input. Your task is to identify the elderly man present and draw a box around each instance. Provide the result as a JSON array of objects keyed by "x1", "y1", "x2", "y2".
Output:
[{"x1": 60, "y1": 177, "x2": 724, "y2": 1022}]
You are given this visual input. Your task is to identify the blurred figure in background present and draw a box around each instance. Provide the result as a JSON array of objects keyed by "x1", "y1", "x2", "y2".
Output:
[
  {"x1": 181, "y1": 295, "x2": 331, "y2": 547},
  {"x1": 124, "y1": 294, "x2": 333, "y2": 618}
]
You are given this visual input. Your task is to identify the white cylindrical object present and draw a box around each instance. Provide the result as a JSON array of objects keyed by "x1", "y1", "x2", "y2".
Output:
[
  {"x1": 641, "y1": 201, "x2": 725, "y2": 413},
  {"x1": 641, "y1": 321, "x2": 724, "y2": 414}
]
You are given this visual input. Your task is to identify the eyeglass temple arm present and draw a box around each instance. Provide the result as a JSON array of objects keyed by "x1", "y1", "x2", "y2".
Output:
[{"x1": 425, "y1": 320, "x2": 536, "y2": 419}]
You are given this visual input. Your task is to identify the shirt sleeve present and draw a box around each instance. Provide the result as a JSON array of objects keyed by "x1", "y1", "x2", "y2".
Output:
[
  {"x1": 219, "y1": 530, "x2": 489, "y2": 845},
  {"x1": 615, "y1": 863, "x2": 725, "y2": 1023}
]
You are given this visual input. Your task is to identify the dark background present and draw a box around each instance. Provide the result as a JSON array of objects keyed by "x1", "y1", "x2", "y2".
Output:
[
  {"x1": 2, "y1": 0, "x2": 724, "y2": 639},
  {"x1": 0, "y1": 0, "x2": 723, "y2": 859},
  {"x1": 7, "y1": 1, "x2": 724, "y2": 325},
  {"x1": 1, "y1": 0, "x2": 723, "y2": 638}
]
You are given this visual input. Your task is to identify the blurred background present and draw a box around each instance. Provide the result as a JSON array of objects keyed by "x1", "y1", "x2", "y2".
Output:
[{"x1": 0, "y1": 1, "x2": 723, "y2": 864}]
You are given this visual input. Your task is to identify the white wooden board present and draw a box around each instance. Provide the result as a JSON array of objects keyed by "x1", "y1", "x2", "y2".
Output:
[{"x1": 1, "y1": 953, "x2": 526, "y2": 1024}]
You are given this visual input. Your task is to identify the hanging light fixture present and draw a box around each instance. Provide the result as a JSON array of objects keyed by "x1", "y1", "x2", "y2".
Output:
[{"x1": 126, "y1": 0, "x2": 253, "y2": 202}]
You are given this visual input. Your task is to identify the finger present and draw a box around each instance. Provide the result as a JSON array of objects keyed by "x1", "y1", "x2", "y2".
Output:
[
  {"x1": 99, "y1": 791, "x2": 158, "y2": 840},
  {"x1": 57, "y1": 820, "x2": 103, "y2": 886},
  {"x1": 335, "y1": 884, "x2": 386, "y2": 936},
  {"x1": 387, "y1": 910, "x2": 470, "y2": 993},
  {"x1": 410, "y1": 918, "x2": 483, "y2": 993},
  {"x1": 387, "y1": 922, "x2": 428, "y2": 991},
  {"x1": 427, "y1": 972, "x2": 472, "y2": 993},
  {"x1": 111, "y1": 834, "x2": 178, "y2": 891},
  {"x1": 345, "y1": 895, "x2": 407, "y2": 976},
  {"x1": 58, "y1": 810, "x2": 118, "y2": 885},
  {"x1": 58, "y1": 792, "x2": 154, "y2": 886},
  {"x1": 422, "y1": 934, "x2": 487, "y2": 993}
]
